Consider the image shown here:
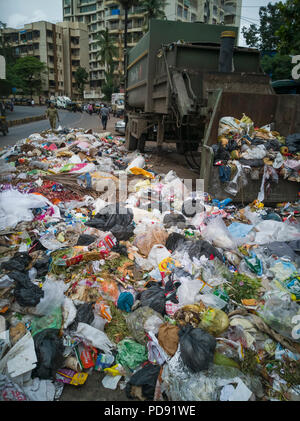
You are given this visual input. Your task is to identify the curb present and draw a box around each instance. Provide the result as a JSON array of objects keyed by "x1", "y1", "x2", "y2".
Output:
[{"x1": 7, "y1": 114, "x2": 47, "y2": 128}]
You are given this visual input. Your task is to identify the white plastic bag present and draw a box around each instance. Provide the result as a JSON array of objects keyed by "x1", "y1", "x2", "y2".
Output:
[
  {"x1": 0, "y1": 190, "x2": 51, "y2": 230},
  {"x1": 34, "y1": 279, "x2": 67, "y2": 316},
  {"x1": 202, "y1": 216, "x2": 237, "y2": 250},
  {"x1": 75, "y1": 323, "x2": 114, "y2": 354}
]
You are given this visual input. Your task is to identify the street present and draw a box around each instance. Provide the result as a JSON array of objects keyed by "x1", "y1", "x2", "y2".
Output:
[
  {"x1": 5, "y1": 105, "x2": 47, "y2": 122},
  {"x1": 1, "y1": 108, "x2": 122, "y2": 148}
]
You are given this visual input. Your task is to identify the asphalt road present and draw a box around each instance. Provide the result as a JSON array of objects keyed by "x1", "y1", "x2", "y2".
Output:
[
  {"x1": 1, "y1": 110, "x2": 121, "y2": 148},
  {"x1": 5, "y1": 105, "x2": 47, "y2": 121}
]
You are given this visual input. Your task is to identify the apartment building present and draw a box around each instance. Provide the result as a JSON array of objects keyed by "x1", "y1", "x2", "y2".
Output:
[
  {"x1": 62, "y1": 0, "x2": 242, "y2": 98},
  {"x1": 57, "y1": 21, "x2": 89, "y2": 98},
  {"x1": 2, "y1": 20, "x2": 89, "y2": 98}
]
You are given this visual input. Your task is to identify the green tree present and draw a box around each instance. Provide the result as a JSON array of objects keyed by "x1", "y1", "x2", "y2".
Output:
[
  {"x1": 0, "y1": 21, "x2": 22, "y2": 95},
  {"x1": 74, "y1": 66, "x2": 89, "y2": 99},
  {"x1": 241, "y1": 3, "x2": 285, "y2": 51},
  {"x1": 261, "y1": 54, "x2": 294, "y2": 80},
  {"x1": 95, "y1": 28, "x2": 118, "y2": 74},
  {"x1": 13, "y1": 56, "x2": 46, "y2": 98},
  {"x1": 140, "y1": 0, "x2": 168, "y2": 32},
  {"x1": 276, "y1": 0, "x2": 300, "y2": 54}
]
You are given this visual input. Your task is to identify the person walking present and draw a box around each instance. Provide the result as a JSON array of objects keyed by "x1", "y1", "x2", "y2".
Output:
[
  {"x1": 46, "y1": 102, "x2": 60, "y2": 131},
  {"x1": 99, "y1": 103, "x2": 110, "y2": 130}
]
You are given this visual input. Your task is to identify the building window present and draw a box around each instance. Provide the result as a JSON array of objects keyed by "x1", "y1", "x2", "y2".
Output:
[
  {"x1": 183, "y1": 8, "x2": 188, "y2": 19},
  {"x1": 177, "y1": 5, "x2": 183, "y2": 17},
  {"x1": 80, "y1": 4, "x2": 96, "y2": 13},
  {"x1": 64, "y1": 7, "x2": 71, "y2": 14}
]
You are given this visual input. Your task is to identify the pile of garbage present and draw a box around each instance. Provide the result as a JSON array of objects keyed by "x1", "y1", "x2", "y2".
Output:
[
  {"x1": 0, "y1": 126, "x2": 299, "y2": 402},
  {"x1": 213, "y1": 115, "x2": 300, "y2": 198}
]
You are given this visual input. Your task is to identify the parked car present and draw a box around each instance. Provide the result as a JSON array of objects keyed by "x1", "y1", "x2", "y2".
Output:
[{"x1": 115, "y1": 120, "x2": 126, "y2": 135}]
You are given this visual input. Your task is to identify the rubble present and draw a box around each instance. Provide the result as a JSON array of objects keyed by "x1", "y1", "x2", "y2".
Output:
[{"x1": 0, "y1": 123, "x2": 299, "y2": 402}]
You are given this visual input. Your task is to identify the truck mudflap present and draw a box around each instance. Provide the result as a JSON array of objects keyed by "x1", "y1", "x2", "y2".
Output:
[{"x1": 200, "y1": 89, "x2": 300, "y2": 203}]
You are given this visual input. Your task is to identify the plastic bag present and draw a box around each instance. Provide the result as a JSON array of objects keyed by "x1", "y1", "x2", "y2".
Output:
[
  {"x1": 74, "y1": 323, "x2": 114, "y2": 354},
  {"x1": 202, "y1": 216, "x2": 237, "y2": 250},
  {"x1": 199, "y1": 308, "x2": 229, "y2": 336},
  {"x1": 70, "y1": 303, "x2": 94, "y2": 330},
  {"x1": 134, "y1": 226, "x2": 169, "y2": 257},
  {"x1": 179, "y1": 325, "x2": 216, "y2": 372},
  {"x1": 34, "y1": 279, "x2": 67, "y2": 316},
  {"x1": 0, "y1": 375, "x2": 29, "y2": 401},
  {"x1": 177, "y1": 278, "x2": 204, "y2": 307},
  {"x1": 140, "y1": 285, "x2": 166, "y2": 315},
  {"x1": 144, "y1": 315, "x2": 164, "y2": 335},
  {"x1": 126, "y1": 363, "x2": 161, "y2": 400},
  {"x1": 32, "y1": 329, "x2": 65, "y2": 380},
  {"x1": 116, "y1": 339, "x2": 148, "y2": 370},
  {"x1": 158, "y1": 323, "x2": 180, "y2": 357},
  {"x1": 224, "y1": 161, "x2": 244, "y2": 196},
  {"x1": 12, "y1": 272, "x2": 44, "y2": 307},
  {"x1": 85, "y1": 204, "x2": 134, "y2": 241},
  {"x1": 126, "y1": 306, "x2": 164, "y2": 345},
  {"x1": 117, "y1": 292, "x2": 134, "y2": 313},
  {"x1": 0, "y1": 190, "x2": 52, "y2": 230},
  {"x1": 258, "y1": 291, "x2": 300, "y2": 342},
  {"x1": 147, "y1": 245, "x2": 171, "y2": 268},
  {"x1": 30, "y1": 307, "x2": 63, "y2": 337}
]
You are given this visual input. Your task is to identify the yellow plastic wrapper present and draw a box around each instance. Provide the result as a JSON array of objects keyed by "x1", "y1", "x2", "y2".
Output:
[
  {"x1": 200, "y1": 308, "x2": 229, "y2": 336},
  {"x1": 130, "y1": 167, "x2": 155, "y2": 179}
]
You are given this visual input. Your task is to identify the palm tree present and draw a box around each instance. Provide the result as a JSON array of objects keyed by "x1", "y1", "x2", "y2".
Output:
[
  {"x1": 140, "y1": 0, "x2": 168, "y2": 32},
  {"x1": 95, "y1": 28, "x2": 118, "y2": 74}
]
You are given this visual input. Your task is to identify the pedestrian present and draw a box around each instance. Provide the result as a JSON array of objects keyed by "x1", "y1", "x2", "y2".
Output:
[
  {"x1": 46, "y1": 102, "x2": 60, "y2": 131},
  {"x1": 31, "y1": 99, "x2": 35, "y2": 107},
  {"x1": 99, "y1": 103, "x2": 110, "y2": 130},
  {"x1": 88, "y1": 103, "x2": 93, "y2": 115}
]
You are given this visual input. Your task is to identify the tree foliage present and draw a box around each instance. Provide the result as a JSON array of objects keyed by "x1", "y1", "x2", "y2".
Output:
[
  {"x1": 140, "y1": 0, "x2": 168, "y2": 31},
  {"x1": 241, "y1": 1, "x2": 300, "y2": 81},
  {"x1": 276, "y1": 0, "x2": 300, "y2": 54},
  {"x1": 74, "y1": 66, "x2": 89, "y2": 98},
  {"x1": 261, "y1": 54, "x2": 294, "y2": 80},
  {"x1": 13, "y1": 56, "x2": 46, "y2": 98},
  {"x1": 95, "y1": 28, "x2": 118, "y2": 74}
]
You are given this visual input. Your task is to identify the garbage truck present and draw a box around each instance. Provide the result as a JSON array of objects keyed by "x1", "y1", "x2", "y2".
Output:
[{"x1": 125, "y1": 19, "x2": 300, "y2": 203}]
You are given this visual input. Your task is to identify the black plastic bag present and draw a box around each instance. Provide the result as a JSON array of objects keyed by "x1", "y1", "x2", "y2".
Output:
[
  {"x1": 179, "y1": 325, "x2": 216, "y2": 372},
  {"x1": 70, "y1": 303, "x2": 94, "y2": 330},
  {"x1": 140, "y1": 285, "x2": 166, "y2": 315},
  {"x1": 182, "y1": 199, "x2": 204, "y2": 218},
  {"x1": 76, "y1": 234, "x2": 96, "y2": 246},
  {"x1": 126, "y1": 363, "x2": 161, "y2": 400},
  {"x1": 163, "y1": 213, "x2": 186, "y2": 228},
  {"x1": 110, "y1": 223, "x2": 135, "y2": 241},
  {"x1": 34, "y1": 256, "x2": 50, "y2": 278},
  {"x1": 85, "y1": 204, "x2": 134, "y2": 241},
  {"x1": 32, "y1": 329, "x2": 65, "y2": 380},
  {"x1": 12, "y1": 271, "x2": 44, "y2": 307},
  {"x1": 188, "y1": 239, "x2": 223, "y2": 262},
  {"x1": 165, "y1": 233, "x2": 187, "y2": 252},
  {"x1": 1, "y1": 252, "x2": 32, "y2": 273}
]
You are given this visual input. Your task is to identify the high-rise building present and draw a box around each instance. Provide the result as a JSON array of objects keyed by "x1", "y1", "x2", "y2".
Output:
[
  {"x1": 62, "y1": 0, "x2": 242, "y2": 99},
  {"x1": 2, "y1": 20, "x2": 89, "y2": 99}
]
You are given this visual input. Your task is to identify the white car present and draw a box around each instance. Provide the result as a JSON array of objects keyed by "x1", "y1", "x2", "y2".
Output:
[{"x1": 115, "y1": 120, "x2": 125, "y2": 135}]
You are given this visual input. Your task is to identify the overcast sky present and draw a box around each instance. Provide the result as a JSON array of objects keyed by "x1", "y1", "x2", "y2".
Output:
[{"x1": 0, "y1": 0, "x2": 284, "y2": 46}]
